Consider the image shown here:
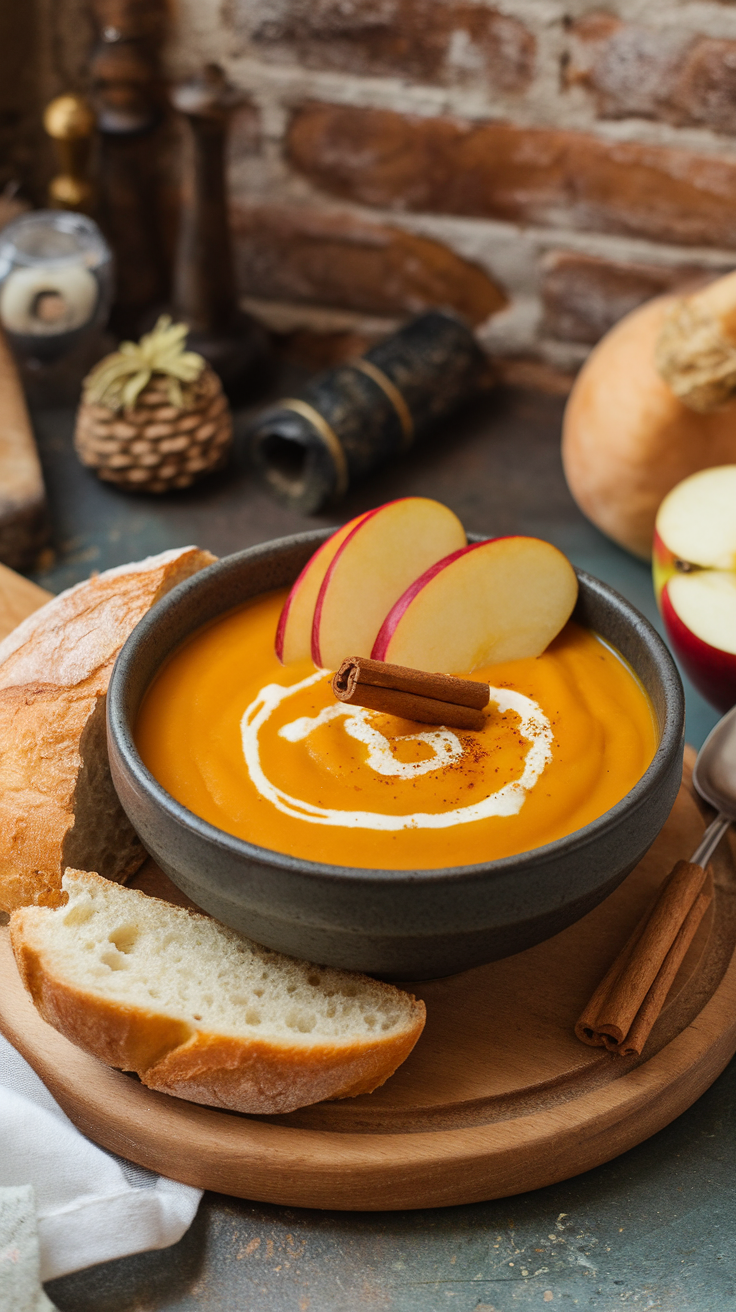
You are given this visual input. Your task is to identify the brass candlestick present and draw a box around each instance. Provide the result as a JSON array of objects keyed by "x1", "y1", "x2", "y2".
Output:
[{"x1": 43, "y1": 95, "x2": 96, "y2": 214}]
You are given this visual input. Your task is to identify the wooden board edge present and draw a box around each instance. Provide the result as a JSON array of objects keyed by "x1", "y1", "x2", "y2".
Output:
[
  {"x1": 0, "y1": 327, "x2": 50, "y2": 574},
  {"x1": 0, "y1": 560, "x2": 53, "y2": 642},
  {"x1": 2, "y1": 920, "x2": 736, "y2": 1211}
]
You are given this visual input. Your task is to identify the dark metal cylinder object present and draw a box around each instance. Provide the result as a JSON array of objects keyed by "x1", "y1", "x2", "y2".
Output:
[{"x1": 248, "y1": 310, "x2": 489, "y2": 513}]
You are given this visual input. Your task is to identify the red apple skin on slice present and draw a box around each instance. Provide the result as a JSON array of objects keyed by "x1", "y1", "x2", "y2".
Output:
[
  {"x1": 275, "y1": 513, "x2": 368, "y2": 663},
  {"x1": 311, "y1": 497, "x2": 466, "y2": 669},
  {"x1": 661, "y1": 576, "x2": 736, "y2": 712},
  {"x1": 372, "y1": 537, "x2": 579, "y2": 674}
]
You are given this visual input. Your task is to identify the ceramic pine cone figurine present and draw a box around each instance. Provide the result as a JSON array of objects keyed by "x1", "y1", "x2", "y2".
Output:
[{"x1": 74, "y1": 316, "x2": 233, "y2": 492}]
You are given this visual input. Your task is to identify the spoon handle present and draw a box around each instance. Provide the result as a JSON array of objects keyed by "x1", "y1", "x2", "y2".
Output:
[{"x1": 691, "y1": 812, "x2": 732, "y2": 868}]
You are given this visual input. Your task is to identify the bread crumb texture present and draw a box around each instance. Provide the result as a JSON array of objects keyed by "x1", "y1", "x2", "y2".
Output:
[{"x1": 10, "y1": 869, "x2": 425, "y2": 1114}]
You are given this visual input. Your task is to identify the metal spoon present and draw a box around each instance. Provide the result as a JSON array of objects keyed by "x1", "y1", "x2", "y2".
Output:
[{"x1": 691, "y1": 703, "x2": 736, "y2": 865}]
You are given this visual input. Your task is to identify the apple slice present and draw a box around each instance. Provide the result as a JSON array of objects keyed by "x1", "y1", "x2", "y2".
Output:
[
  {"x1": 275, "y1": 512, "x2": 369, "y2": 663},
  {"x1": 661, "y1": 571, "x2": 736, "y2": 712},
  {"x1": 372, "y1": 537, "x2": 578, "y2": 673},
  {"x1": 311, "y1": 498, "x2": 466, "y2": 670}
]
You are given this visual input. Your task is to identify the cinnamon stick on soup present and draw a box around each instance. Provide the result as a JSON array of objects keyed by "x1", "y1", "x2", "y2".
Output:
[
  {"x1": 575, "y1": 860, "x2": 713, "y2": 1058},
  {"x1": 332, "y1": 657, "x2": 489, "y2": 731}
]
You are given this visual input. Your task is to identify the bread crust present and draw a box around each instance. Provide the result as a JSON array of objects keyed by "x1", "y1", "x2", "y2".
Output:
[
  {"x1": 141, "y1": 1025, "x2": 423, "y2": 1113},
  {"x1": 10, "y1": 872, "x2": 426, "y2": 1115},
  {"x1": 11, "y1": 922, "x2": 194, "y2": 1071},
  {"x1": 0, "y1": 547, "x2": 215, "y2": 913}
]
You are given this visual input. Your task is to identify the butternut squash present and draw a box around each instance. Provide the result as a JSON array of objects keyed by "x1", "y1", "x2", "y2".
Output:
[{"x1": 562, "y1": 271, "x2": 736, "y2": 561}]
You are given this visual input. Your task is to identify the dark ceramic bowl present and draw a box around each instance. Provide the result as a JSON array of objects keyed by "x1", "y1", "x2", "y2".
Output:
[{"x1": 107, "y1": 531, "x2": 685, "y2": 979}]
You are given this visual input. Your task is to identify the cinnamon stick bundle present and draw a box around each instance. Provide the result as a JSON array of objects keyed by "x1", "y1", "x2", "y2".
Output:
[
  {"x1": 575, "y1": 860, "x2": 713, "y2": 1058},
  {"x1": 332, "y1": 657, "x2": 490, "y2": 731}
]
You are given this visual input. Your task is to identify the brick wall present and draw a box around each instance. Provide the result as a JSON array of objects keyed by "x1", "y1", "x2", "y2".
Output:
[{"x1": 44, "y1": 1, "x2": 736, "y2": 383}]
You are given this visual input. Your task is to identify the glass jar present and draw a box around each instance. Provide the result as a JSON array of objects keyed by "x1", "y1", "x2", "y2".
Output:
[{"x1": 0, "y1": 210, "x2": 113, "y2": 364}]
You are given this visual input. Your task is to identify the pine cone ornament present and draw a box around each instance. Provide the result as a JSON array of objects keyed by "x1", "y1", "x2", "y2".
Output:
[{"x1": 74, "y1": 316, "x2": 233, "y2": 492}]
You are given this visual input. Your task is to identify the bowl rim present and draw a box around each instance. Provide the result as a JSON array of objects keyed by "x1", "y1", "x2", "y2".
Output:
[{"x1": 108, "y1": 533, "x2": 685, "y2": 887}]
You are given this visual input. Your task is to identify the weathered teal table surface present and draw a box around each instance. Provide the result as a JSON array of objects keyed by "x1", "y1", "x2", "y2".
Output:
[{"x1": 33, "y1": 386, "x2": 729, "y2": 1312}]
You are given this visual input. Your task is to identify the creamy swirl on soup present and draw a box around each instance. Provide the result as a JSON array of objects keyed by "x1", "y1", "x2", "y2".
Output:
[{"x1": 136, "y1": 591, "x2": 657, "y2": 870}]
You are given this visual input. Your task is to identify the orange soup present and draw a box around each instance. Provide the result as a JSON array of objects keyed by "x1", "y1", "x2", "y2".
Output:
[{"x1": 136, "y1": 590, "x2": 658, "y2": 870}]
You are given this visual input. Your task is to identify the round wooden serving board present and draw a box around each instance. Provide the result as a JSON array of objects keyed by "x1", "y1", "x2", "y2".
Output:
[{"x1": 1, "y1": 750, "x2": 735, "y2": 1211}]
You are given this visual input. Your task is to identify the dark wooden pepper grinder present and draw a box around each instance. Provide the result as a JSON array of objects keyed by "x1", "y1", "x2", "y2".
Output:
[
  {"x1": 89, "y1": 0, "x2": 170, "y2": 335},
  {"x1": 170, "y1": 65, "x2": 269, "y2": 401}
]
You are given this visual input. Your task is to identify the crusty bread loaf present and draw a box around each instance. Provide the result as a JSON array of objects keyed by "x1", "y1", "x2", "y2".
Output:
[
  {"x1": 0, "y1": 546, "x2": 215, "y2": 913},
  {"x1": 11, "y1": 870, "x2": 426, "y2": 1114}
]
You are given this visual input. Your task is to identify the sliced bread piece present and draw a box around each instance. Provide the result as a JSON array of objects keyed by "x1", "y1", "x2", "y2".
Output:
[
  {"x1": 10, "y1": 870, "x2": 426, "y2": 1115},
  {"x1": 0, "y1": 546, "x2": 215, "y2": 913}
]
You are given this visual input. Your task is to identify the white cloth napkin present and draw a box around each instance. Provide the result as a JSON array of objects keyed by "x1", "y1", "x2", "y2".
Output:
[
  {"x1": 0, "y1": 1033, "x2": 202, "y2": 1285},
  {"x1": 0, "y1": 1186, "x2": 56, "y2": 1311}
]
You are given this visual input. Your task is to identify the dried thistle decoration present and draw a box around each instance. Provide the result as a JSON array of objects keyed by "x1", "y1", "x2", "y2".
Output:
[{"x1": 84, "y1": 315, "x2": 206, "y2": 412}]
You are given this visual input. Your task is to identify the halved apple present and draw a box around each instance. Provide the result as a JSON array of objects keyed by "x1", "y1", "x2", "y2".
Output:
[
  {"x1": 372, "y1": 537, "x2": 579, "y2": 673},
  {"x1": 275, "y1": 512, "x2": 368, "y2": 663},
  {"x1": 654, "y1": 465, "x2": 736, "y2": 710},
  {"x1": 661, "y1": 572, "x2": 736, "y2": 712},
  {"x1": 311, "y1": 498, "x2": 466, "y2": 670}
]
